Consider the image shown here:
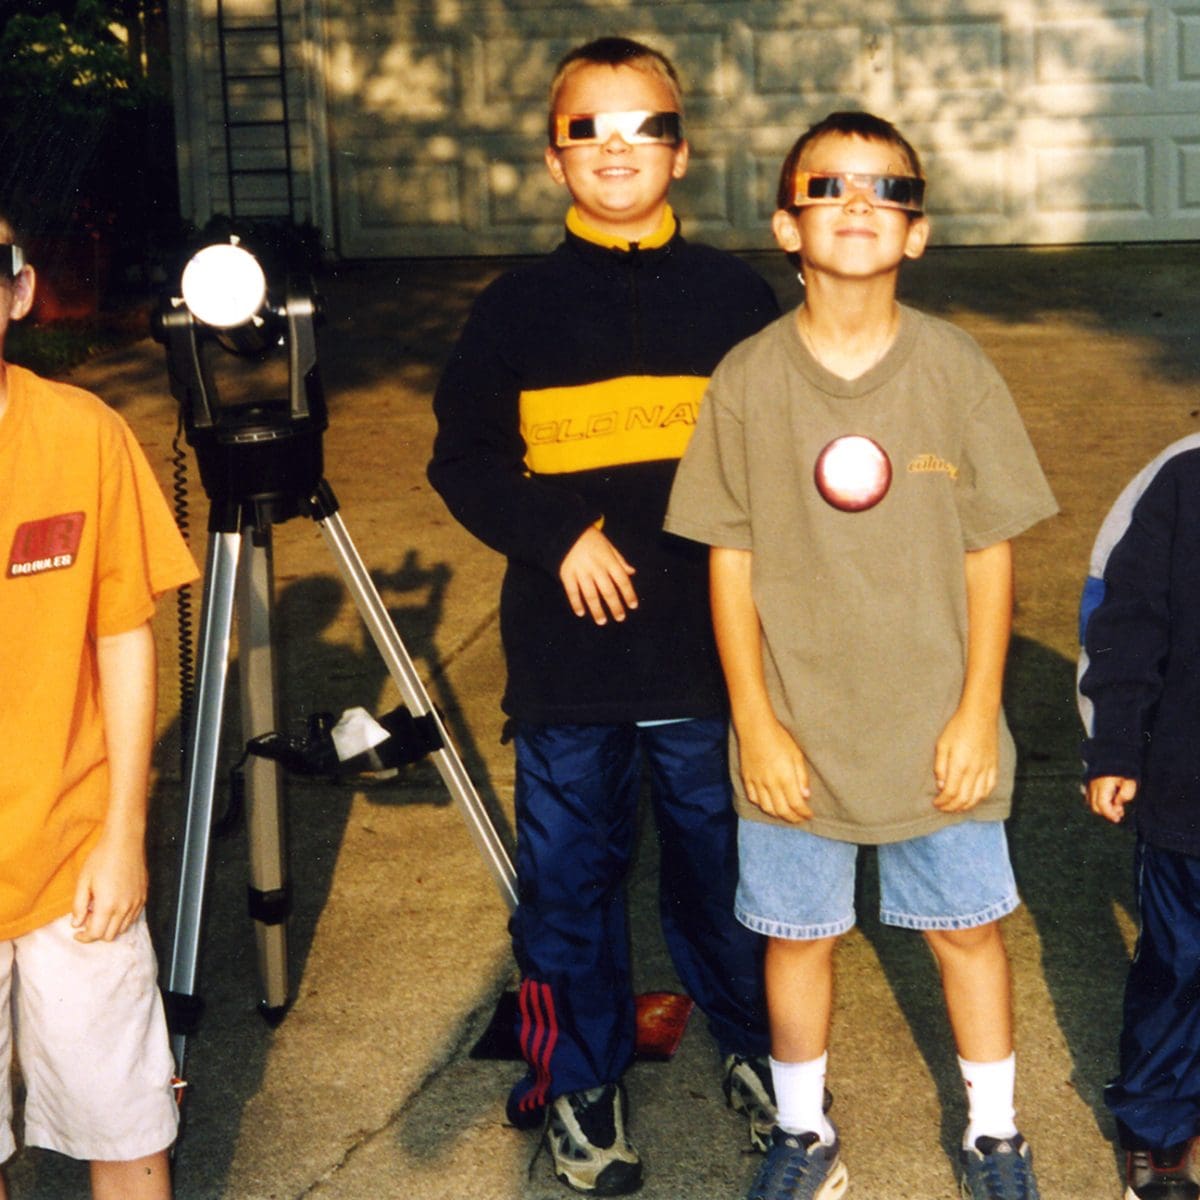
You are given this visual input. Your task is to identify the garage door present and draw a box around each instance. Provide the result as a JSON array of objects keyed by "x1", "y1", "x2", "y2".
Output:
[{"x1": 320, "y1": 1, "x2": 1200, "y2": 255}]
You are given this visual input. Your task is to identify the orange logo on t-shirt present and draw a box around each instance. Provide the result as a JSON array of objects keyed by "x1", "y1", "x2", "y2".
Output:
[{"x1": 7, "y1": 512, "x2": 85, "y2": 578}]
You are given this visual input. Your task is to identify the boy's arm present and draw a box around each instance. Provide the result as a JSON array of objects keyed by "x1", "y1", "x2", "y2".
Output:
[
  {"x1": 428, "y1": 307, "x2": 602, "y2": 578},
  {"x1": 710, "y1": 546, "x2": 812, "y2": 823},
  {"x1": 1079, "y1": 469, "x2": 1174, "y2": 790},
  {"x1": 934, "y1": 540, "x2": 1012, "y2": 813},
  {"x1": 72, "y1": 621, "x2": 156, "y2": 943}
]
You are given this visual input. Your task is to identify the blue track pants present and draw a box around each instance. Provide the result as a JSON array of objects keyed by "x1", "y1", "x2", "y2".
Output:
[
  {"x1": 506, "y1": 719, "x2": 769, "y2": 1127},
  {"x1": 1108, "y1": 839, "x2": 1200, "y2": 1149}
]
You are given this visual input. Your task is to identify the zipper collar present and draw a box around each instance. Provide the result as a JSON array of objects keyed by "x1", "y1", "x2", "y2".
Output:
[{"x1": 564, "y1": 204, "x2": 678, "y2": 253}]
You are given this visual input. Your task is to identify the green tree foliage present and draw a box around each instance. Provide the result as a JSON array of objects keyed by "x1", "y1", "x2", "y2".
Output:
[{"x1": 0, "y1": 0, "x2": 176, "y2": 269}]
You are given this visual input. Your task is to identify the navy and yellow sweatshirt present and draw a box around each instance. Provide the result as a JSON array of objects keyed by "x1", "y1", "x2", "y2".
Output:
[{"x1": 427, "y1": 207, "x2": 779, "y2": 724}]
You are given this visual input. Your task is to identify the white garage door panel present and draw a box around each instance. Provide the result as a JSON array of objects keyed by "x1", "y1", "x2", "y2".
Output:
[{"x1": 323, "y1": 2, "x2": 1200, "y2": 255}]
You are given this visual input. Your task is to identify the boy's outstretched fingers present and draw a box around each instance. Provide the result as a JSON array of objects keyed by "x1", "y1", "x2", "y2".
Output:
[{"x1": 1087, "y1": 775, "x2": 1137, "y2": 823}]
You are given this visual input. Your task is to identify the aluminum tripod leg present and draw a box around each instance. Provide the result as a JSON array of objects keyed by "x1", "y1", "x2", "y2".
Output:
[
  {"x1": 236, "y1": 527, "x2": 291, "y2": 1021},
  {"x1": 314, "y1": 506, "x2": 518, "y2": 912},
  {"x1": 166, "y1": 530, "x2": 241, "y2": 1073}
]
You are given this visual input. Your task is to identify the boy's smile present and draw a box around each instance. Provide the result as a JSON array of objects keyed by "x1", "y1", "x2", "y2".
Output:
[{"x1": 545, "y1": 64, "x2": 688, "y2": 243}]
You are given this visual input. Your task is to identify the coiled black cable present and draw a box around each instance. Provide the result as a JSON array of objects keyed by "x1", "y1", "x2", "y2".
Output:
[{"x1": 171, "y1": 411, "x2": 195, "y2": 768}]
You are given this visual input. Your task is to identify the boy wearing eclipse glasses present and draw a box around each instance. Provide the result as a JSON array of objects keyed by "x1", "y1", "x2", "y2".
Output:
[
  {"x1": 0, "y1": 215, "x2": 196, "y2": 1199},
  {"x1": 428, "y1": 35, "x2": 778, "y2": 1195},
  {"x1": 667, "y1": 112, "x2": 1057, "y2": 1200}
]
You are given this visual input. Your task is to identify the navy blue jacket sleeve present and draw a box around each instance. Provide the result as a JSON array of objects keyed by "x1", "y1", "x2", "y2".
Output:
[
  {"x1": 426, "y1": 282, "x2": 601, "y2": 574},
  {"x1": 1079, "y1": 471, "x2": 1176, "y2": 781}
]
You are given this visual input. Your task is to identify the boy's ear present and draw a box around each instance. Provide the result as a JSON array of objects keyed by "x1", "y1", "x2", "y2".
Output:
[
  {"x1": 7, "y1": 266, "x2": 34, "y2": 320},
  {"x1": 670, "y1": 139, "x2": 690, "y2": 181},
  {"x1": 772, "y1": 209, "x2": 802, "y2": 256},
  {"x1": 904, "y1": 215, "x2": 930, "y2": 261},
  {"x1": 545, "y1": 144, "x2": 567, "y2": 187}
]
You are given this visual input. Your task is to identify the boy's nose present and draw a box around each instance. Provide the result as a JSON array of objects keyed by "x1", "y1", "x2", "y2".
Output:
[
  {"x1": 843, "y1": 185, "x2": 876, "y2": 211},
  {"x1": 602, "y1": 131, "x2": 632, "y2": 152}
]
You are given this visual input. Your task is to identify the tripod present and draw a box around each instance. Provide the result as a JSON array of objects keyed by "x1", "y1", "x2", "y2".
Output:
[{"x1": 154, "y1": 257, "x2": 516, "y2": 1080}]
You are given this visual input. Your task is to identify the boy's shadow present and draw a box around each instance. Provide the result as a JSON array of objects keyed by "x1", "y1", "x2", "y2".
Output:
[{"x1": 856, "y1": 634, "x2": 1133, "y2": 1173}]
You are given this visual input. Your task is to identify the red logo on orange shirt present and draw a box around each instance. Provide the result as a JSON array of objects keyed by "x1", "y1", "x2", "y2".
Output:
[{"x1": 7, "y1": 512, "x2": 85, "y2": 578}]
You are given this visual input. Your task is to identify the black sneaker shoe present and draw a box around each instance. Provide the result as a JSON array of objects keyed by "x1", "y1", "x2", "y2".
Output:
[
  {"x1": 1124, "y1": 1143, "x2": 1199, "y2": 1200},
  {"x1": 960, "y1": 1134, "x2": 1041, "y2": 1199},
  {"x1": 723, "y1": 1054, "x2": 778, "y2": 1153},
  {"x1": 544, "y1": 1082, "x2": 642, "y2": 1195}
]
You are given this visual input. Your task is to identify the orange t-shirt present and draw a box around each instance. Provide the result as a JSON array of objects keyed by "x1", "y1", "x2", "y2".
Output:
[{"x1": 0, "y1": 365, "x2": 199, "y2": 939}]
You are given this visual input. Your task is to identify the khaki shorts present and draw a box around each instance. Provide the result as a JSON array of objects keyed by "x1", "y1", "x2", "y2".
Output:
[{"x1": 0, "y1": 912, "x2": 178, "y2": 1163}]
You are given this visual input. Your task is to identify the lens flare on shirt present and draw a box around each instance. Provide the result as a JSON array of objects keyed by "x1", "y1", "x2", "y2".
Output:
[{"x1": 814, "y1": 435, "x2": 892, "y2": 511}]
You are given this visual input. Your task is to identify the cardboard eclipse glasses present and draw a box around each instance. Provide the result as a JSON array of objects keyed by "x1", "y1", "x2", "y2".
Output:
[
  {"x1": 0, "y1": 244, "x2": 25, "y2": 277},
  {"x1": 554, "y1": 110, "x2": 683, "y2": 148},
  {"x1": 792, "y1": 171, "x2": 925, "y2": 213}
]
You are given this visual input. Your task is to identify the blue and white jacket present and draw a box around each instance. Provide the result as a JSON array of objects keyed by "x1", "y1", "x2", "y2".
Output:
[{"x1": 1078, "y1": 433, "x2": 1200, "y2": 856}]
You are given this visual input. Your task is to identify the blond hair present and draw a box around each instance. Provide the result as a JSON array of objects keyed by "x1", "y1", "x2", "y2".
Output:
[{"x1": 547, "y1": 37, "x2": 683, "y2": 143}]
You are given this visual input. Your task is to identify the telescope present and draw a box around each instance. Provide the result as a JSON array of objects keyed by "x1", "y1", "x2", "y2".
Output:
[{"x1": 153, "y1": 236, "x2": 517, "y2": 1084}]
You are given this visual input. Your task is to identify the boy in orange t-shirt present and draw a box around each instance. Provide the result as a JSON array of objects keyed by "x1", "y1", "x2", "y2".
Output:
[{"x1": 0, "y1": 216, "x2": 198, "y2": 1200}]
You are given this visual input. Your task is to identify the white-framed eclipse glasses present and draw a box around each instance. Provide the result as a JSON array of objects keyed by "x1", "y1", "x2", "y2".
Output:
[{"x1": 553, "y1": 110, "x2": 683, "y2": 148}]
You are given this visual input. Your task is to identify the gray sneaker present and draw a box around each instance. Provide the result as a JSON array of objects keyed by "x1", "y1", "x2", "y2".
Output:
[
  {"x1": 723, "y1": 1054, "x2": 778, "y2": 1152},
  {"x1": 1124, "y1": 1143, "x2": 1199, "y2": 1199},
  {"x1": 544, "y1": 1083, "x2": 642, "y2": 1195},
  {"x1": 960, "y1": 1134, "x2": 1041, "y2": 1200}
]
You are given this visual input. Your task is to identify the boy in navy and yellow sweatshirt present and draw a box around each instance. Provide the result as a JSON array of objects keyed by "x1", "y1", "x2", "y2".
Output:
[{"x1": 427, "y1": 35, "x2": 777, "y2": 1196}]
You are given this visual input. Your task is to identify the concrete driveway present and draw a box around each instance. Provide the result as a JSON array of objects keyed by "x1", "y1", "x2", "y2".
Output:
[{"x1": 6, "y1": 241, "x2": 1200, "y2": 1199}]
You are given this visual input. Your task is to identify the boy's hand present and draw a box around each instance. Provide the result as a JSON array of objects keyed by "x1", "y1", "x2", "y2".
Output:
[
  {"x1": 933, "y1": 704, "x2": 999, "y2": 813},
  {"x1": 71, "y1": 827, "x2": 148, "y2": 943},
  {"x1": 738, "y1": 717, "x2": 813, "y2": 823},
  {"x1": 559, "y1": 526, "x2": 638, "y2": 625},
  {"x1": 1087, "y1": 775, "x2": 1138, "y2": 824}
]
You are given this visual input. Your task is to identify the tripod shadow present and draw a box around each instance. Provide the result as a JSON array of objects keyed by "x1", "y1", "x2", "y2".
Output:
[
  {"x1": 135, "y1": 543, "x2": 512, "y2": 1200},
  {"x1": 856, "y1": 634, "x2": 1134, "y2": 1175}
]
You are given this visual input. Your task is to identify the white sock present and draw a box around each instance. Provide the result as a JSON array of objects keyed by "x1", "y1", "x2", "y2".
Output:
[
  {"x1": 959, "y1": 1053, "x2": 1018, "y2": 1149},
  {"x1": 771, "y1": 1053, "x2": 835, "y2": 1144}
]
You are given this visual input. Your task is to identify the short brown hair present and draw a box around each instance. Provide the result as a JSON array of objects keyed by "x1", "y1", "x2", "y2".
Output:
[
  {"x1": 547, "y1": 37, "x2": 683, "y2": 144},
  {"x1": 776, "y1": 111, "x2": 923, "y2": 211}
]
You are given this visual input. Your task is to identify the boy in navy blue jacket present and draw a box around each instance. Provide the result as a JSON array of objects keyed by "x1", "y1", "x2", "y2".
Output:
[
  {"x1": 427, "y1": 35, "x2": 778, "y2": 1196},
  {"x1": 1079, "y1": 433, "x2": 1200, "y2": 1200}
]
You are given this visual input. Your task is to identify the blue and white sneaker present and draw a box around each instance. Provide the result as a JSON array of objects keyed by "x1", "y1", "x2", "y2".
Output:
[
  {"x1": 746, "y1": 1127, "x2": 849, "y2": 1200},
  {"x1": 959, "y1": 1134, "x2": 1041, "y2": 1200}
]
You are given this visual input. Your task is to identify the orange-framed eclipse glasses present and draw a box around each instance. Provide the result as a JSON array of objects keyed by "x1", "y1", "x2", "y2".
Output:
[{"x1": 792, "y1": 171, "x2": 925, "y2": 213}]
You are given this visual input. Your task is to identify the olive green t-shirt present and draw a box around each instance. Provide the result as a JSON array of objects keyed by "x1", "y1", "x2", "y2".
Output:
[{"x1": 665, "y1": 306, "x2": 1058, "y2": 843}]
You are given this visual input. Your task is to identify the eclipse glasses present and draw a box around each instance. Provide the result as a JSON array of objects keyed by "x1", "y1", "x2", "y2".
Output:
[
  {"x1": 0, "y1": 244, "x2": 25, "y2": 278},
  {"x1": 554, "y1": 110, "x2": 683, "y2": 148},
  {"x1": 792, "y1": 171, "x2": 925, "y2": 213}
]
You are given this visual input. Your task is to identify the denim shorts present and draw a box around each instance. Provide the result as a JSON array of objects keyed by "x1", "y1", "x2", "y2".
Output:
[{"x1": 735, "y1": 818, "x2": 1019, "y2": 940}]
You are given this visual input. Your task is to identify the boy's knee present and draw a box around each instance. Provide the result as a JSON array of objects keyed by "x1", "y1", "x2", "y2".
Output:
[
  {"x1": 923, "y1": 921, "x2": 1003, "y2": 956},
  {"x1": 767, "y1": 933, "x2": 839, "y2": 962}
]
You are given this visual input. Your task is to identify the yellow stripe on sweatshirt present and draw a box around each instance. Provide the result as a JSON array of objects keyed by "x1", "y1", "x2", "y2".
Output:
[{"x1": 520, "y1": 375, "x2": 709, "y2": 475}]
